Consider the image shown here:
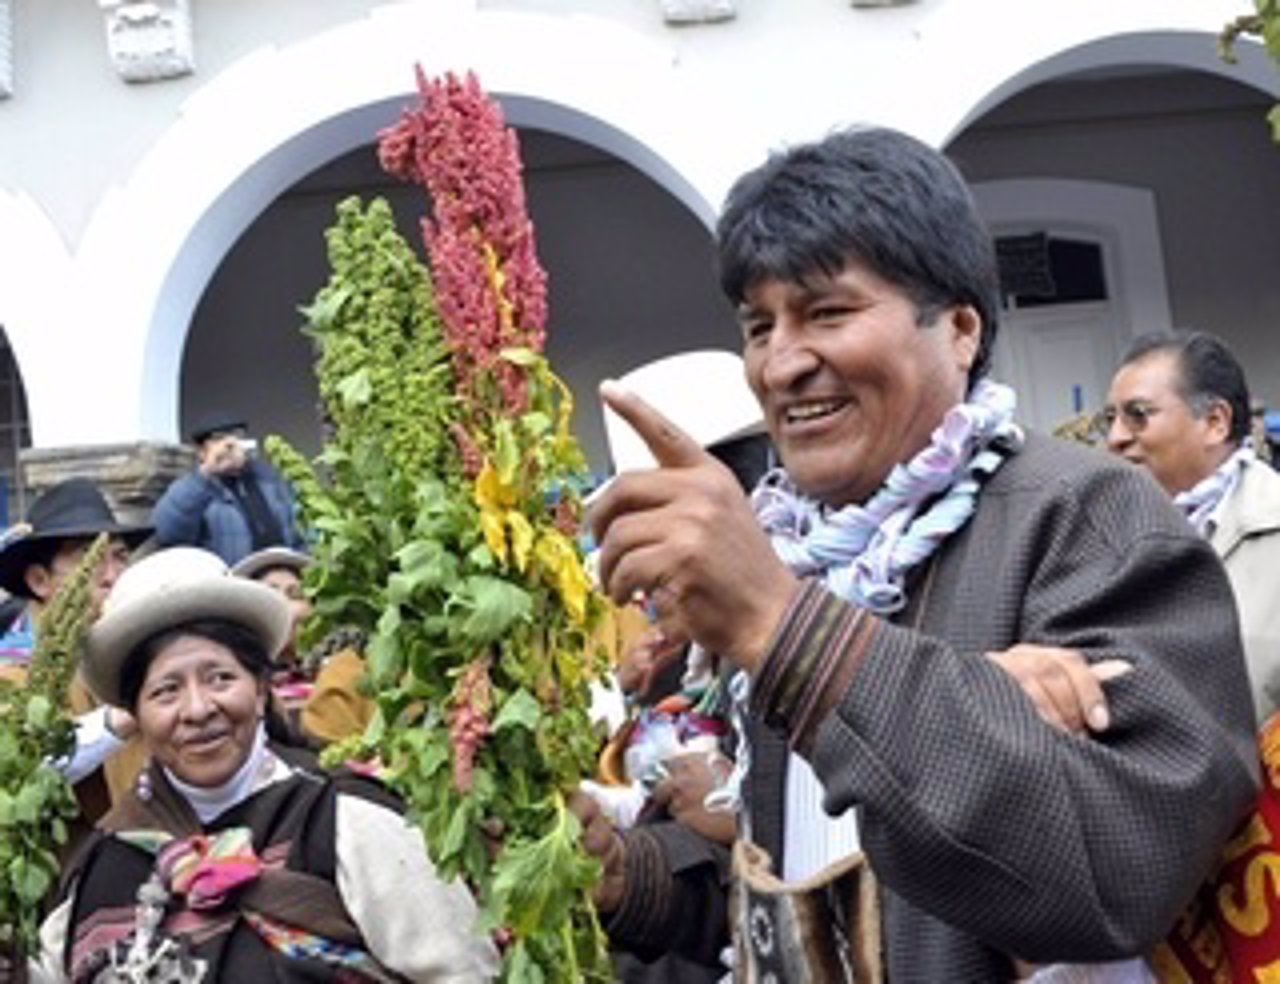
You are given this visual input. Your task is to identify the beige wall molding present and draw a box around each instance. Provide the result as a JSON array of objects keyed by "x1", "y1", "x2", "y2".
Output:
[{"x1": 98, "y1": 0, "x2": 195, "y2": 83}]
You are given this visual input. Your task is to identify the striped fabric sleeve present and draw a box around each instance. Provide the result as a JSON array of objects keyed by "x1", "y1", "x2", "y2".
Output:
[
  {"x1": 751, "y1": 579, "x2": 877, "y2": 757},
  {"x1": 606, "y1": 827, "x2": 675, "y2": 944}
]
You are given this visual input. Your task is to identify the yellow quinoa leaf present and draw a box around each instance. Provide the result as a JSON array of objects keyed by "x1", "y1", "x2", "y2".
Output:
[
  {"x1": 507, "y1": 511, "x2": 534, "y2": 574},
  {"x1": 535, "y1": 530, "x2": 588, "y2": 624},
  {"x1": 480, "y1": 508, "x2": 507, "y2": 565},
  {"x1": 476, "y1": 463, "x2": 526, "y2": 566},
  {"x1": 482, "y1": 240, "x2": 517, "y2": 337},
  {"x1": 475, "y1": 461, "x2": 517, "y2": 510}
]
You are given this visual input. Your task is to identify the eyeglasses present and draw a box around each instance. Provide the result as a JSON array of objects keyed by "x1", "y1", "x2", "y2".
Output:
[
  {"x1": 1093, "y1": 400, "x2": 1161, "y2": 438},
  {"x1": 1094, "y1": 392, "x2": 1227, "y2": 440}
]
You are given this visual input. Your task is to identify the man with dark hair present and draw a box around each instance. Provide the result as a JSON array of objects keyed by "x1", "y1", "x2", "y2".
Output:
[
  {"x1": 579, "y1": 127, "x2": 1257, "y2": 983},
  {"x1": 152, "y1": 412, "x2": 307, "y2": 565},
  {"x1": 1104, "y1": 329, "x2": 1280, "y2": 721}
]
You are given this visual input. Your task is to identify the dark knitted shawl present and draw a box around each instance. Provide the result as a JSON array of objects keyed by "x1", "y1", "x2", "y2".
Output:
[{"x1": 61, "y1": 746, "x2": 403, "y2": 983}]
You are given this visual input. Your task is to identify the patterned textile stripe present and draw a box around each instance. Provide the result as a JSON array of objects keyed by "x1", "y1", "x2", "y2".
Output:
[
  {"x1": 69, "y1": 905, "x2": 136, "y2": 979},
  {"x1": 755, "y1": 580, "x2": 830, "y2": 717},
  {"x1": 787, "y1": 597, "x2": 874, "y2": 749},
  {"x1": 81, "y1": 829, "x2": 293, "y2": 956},
  {"x1": 163, "y1": 909, "x2": 238, "y2": 948},
  {"x1": 242, "y1": 911, "x2": 399, "y2": 983},
  {"x1": 115, "y1": 829, "x2": 177, "y2": 854},
  {"x1": 754, "y1": 580, "x2": 876, "y2": 753}
]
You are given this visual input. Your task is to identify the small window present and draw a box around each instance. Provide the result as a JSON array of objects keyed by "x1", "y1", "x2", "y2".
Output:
[{"x1": 996, "y1": 234, "x2": 1108, "y2": 308}]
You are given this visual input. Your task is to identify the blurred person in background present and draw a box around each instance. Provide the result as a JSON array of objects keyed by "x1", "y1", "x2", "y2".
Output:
[
  {"x1": 1103, "y1": 330, "x2": 1280, "y2": 722},
  {"x1": 0, "y1": 477, "x2": 151, "y2": 813},
  {"x1": 232, "y1": 545, "x2": 376, "y2": 745},
  {"x1": 152, "y1": 412, "x2": 306, "y2": 566}
]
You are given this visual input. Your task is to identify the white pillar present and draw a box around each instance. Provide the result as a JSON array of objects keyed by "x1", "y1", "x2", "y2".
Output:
[{"x1": 0, "y1": 0, "x2": 12, "y2": 99}]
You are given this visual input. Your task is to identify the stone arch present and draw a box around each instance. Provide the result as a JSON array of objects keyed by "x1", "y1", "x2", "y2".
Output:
[
  {"x1": 939, "y1": 26, "x2": 1280, "y2": 426},
  {"x1": 947, "y1": 28, "x2": 1280, "y2": 143},
  {"x1": 76, "y1": 6, "x2": 726, "y2": 445}
]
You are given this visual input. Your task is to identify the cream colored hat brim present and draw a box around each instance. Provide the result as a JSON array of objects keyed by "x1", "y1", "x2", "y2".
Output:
[
  {"x1": 230, "y1": 546, "x2": 311, "y2": 581},
  {"x1": 84, "y1": 577, "x2": 291, "y2": 708},
  {"x1": 601, "y1": 349, "x2": 764, "y2": 475}
]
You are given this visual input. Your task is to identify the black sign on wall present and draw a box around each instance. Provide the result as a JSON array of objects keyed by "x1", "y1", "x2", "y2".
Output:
[
  {"x1": 996, "y1": 233, "x2": 1109, "y2": 309},
  {"x1": 996, "y1": 232, "x2": 1056, "y2": 300}
]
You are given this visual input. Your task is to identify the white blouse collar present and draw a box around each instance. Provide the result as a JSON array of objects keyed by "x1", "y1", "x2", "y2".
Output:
[{"x1": 165, "y1": 721, "x2": 292, "y2": 824}]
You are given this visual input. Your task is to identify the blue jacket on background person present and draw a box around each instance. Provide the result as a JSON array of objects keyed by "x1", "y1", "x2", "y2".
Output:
[{"x1": 152, "y1": 414, "x2": 306, "y2": 565}]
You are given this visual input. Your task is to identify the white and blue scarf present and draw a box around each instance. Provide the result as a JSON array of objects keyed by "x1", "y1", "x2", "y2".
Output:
[
  {"x1": 717, "y1": 379, "x2": 1024, "y2": 816},
  {"x1": 1173, "y1": 445, "x2": 1255, "y2": 537}
]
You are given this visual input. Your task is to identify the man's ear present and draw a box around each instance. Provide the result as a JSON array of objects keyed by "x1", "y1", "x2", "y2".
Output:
[
  {"x1": 1204, "y1": 398, "x2": 1234, "y2": 446},
  {"x1": 23, "y1": 564, "x2": 54, "y2": 603},
  {"x1": 945, "y1": 304, "x2": 982, "y2": 374}
]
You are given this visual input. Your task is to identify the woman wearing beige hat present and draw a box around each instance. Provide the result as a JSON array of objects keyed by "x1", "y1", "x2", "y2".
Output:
[
  {"x1": 11, "y1": 547, "x2": 495, "y2": 984},
  {"x1": 231, "y1": 546, "x2": 375, "y2": 746},
  {"x1": 230, "y1": 546, "x2": 317, "y2": 725}
]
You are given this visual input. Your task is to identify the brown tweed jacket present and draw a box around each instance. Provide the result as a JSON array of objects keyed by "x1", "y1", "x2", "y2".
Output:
[{"x1": 608, "y1": 432, "x2": 1259, "y2": 983}]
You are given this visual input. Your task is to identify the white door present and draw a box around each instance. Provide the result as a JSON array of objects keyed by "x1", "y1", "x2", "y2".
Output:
[
  {"x1": 993, "y1": 297, "x2": 1119, "y2": 432},
  {"x1": 972, "y1": 179, "x2": 1174, "y2": 434}
]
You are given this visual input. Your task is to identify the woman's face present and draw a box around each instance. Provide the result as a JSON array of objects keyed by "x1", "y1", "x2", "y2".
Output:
[
  {"x1": 135, "y1": 633, "x2": 266, "y2": 788},
  {"x1": 259, "y1": 567, "x2": 310, "y2": 662}
]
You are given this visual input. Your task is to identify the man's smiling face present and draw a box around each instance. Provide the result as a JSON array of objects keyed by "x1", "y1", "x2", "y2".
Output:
[{"x1": 740, "y1": 259, "x2": 979, "y2": 508}]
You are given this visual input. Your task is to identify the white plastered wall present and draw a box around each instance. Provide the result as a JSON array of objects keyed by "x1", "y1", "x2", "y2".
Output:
[{"x1": 1, "y1": 0, "x2": 1277, "y2": 447}]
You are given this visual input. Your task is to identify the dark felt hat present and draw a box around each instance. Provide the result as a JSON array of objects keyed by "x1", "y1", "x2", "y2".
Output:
[
  {"x1": 0, "y1": 478, "x2": 153, "y2": 599},
  {"x1": 188, "y1": 408, "x2": 248, "y2": 445}
]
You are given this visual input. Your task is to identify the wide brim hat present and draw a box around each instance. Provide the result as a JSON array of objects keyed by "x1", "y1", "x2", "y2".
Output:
[
  {"x1": 188, "y1": 409, "x2": 248, "y2": 444},
  {"x1": 601, "y1": 350, "x2": 765, "y2": 475},
  {"x1": 84, "y1": 546, "x2": 291, "y2": 708},
  {"x1": 231, "y1": 547, "x2": 312, "y2": 582},
  {"x1": 586, "y1": 350, "x2": 766, "y2": 507},
  {"x1": 0, "y1": 478, "x2": 153, "y2": 599}
]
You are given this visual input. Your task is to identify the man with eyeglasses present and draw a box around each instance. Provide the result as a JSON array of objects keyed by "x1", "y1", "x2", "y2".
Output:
[{"x1": 1103, "y1": 330, "x2": 1280, "y2": 722}]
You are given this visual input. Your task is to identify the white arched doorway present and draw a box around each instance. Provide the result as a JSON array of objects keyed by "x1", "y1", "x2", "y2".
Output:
[
  {"x1": 71, "y1": 5, "x2": 729, "y2": 447},
  {"x1": 179, "y1": 127, "x2": 736, "y2": 471},
  {"x1": 944, "y1": 25, "x2": 1280, "y2": 429},
  {"x1": 947, "y1": 28, "x2": 1280, "y2": 143}
]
